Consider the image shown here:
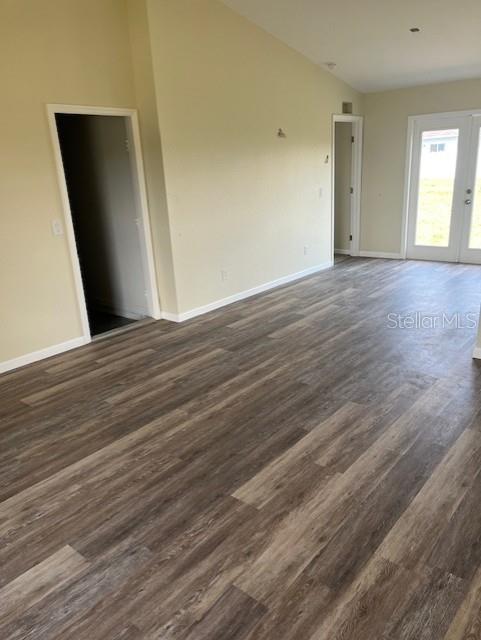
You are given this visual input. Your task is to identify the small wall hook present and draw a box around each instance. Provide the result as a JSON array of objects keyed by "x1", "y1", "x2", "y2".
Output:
[{"x1": 277, "y1": 128, "x2": 286, "y2": 138}]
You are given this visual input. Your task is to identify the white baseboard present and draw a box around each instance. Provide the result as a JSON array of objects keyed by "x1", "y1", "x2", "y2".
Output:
[
  {"x1": 0, "y1": 336, "x2": 89, "y2": 375},
  {"x1": 359, "y1": 251, "x2": 403, "y2": 260},
  {"x1": 1, "y1": 264, "x2": 333, "y2": 371},
  {"x1": 160, "y1": 311, "x2": 181, "y2": 323},
  {"x1": 473, "y1": 347, "x2": 481, "y2": 360},
  {"x1": 161, "y1": 262, "x2": 333, "y2": 323},
  {"x1": 334, "y1": 249, "x2": 350, "y2": 255}
]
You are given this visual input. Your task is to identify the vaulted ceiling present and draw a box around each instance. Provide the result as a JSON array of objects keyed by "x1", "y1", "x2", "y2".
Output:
[{"x1": 222, "y1": 0, "x2": 481, "y2": 92}]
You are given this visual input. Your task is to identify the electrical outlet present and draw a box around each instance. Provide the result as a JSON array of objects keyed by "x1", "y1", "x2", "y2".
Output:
[
  {"x1": 304, "y1": 245, "x2": 309, "y2": 256},
  {"x1": 319, "y1": 187, "x2": 323, "y2": 198},
  {"x1": 51, "y1": 219, "x2": 64, "y2": 236},
  {"x1": 221, "y1": 269, "x2": 228, "y2": 281}
]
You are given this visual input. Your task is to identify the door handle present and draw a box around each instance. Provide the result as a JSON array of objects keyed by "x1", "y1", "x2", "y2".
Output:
[{"x1": 465, "y1": 199, "x2": 472, "y2": 205}]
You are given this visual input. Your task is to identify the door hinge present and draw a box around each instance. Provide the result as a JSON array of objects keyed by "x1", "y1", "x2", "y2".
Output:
[
  {"x1": 349, "y1": 234, "x2": 353, "y2": 241},
  {"x1": 125, "y1": 138, "x2": 131, "y2": 152},
  {"x1": 351, "y1": 136, "x2": 355, "y2": 143},
  {"x1": 350, "y1": 187, "x2": 354, "y2": 194}
]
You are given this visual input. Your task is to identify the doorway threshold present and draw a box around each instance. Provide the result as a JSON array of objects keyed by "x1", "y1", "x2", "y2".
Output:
[{"x1": 91, "y1": 317, "x2": 156, "y2": 342}]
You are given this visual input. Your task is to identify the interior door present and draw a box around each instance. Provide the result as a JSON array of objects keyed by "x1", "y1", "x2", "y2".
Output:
[
  {"x1": 459, "y1": 115, "x2": 481, "y2": 264},
  {"x1": 406, "y1": 116, "x2": 471, "y2": 262}
]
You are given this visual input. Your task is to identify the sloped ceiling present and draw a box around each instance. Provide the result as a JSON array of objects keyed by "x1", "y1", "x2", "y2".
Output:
[{"x1": 222, "y1": 0, "x2": 481, "y2": 92}]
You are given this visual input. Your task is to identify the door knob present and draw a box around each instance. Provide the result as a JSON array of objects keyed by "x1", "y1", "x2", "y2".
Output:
[{"x1": 465, "y1": 199, "x2": 472, "y2": 205}]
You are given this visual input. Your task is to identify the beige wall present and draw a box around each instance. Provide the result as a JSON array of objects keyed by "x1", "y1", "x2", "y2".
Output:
[
  {"x1": 0, "y1": 0, "x2": 137, "y2": 362},
  {"x1": 2, "y1": 0, "x2": 481, "y2": 368},
  {"x1": 361, "y1": 78, "x2": 481, "y2": 254},
  {"x1": 0, "y1": 0, "x2": 362, "y2": 365},
  {"x1": 334, "y1": 122, "x2": 352, "y2": 252},
  {"x1": 146, "y1": 0, "x2": 362, "y2": 313}
]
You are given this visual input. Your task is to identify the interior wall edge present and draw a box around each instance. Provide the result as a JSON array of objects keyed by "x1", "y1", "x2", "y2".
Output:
[{"x1": 126, "y1": 0, "x2": 181, "y2": 315}]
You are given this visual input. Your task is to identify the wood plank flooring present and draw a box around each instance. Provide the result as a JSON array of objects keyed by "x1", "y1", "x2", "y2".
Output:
[{"x1": 1, "y1": 256, "x2": 481, "y2": 639}]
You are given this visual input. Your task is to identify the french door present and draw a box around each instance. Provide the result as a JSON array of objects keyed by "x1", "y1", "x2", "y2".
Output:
[{"x1": 406, "y1": 113, "x2": 481, "y2": 264}]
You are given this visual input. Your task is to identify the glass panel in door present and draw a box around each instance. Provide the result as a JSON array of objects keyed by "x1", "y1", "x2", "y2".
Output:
[
  {"x1": 407, "y1": 115, "x2": 469, "y2": 263},
  {"x1": 459, "y1": 119, "x2": 481, "y2": 264},
  {"x1": 414, "y1": 129, "x2": 459, "y2": 248},
  {"x1": 468, "y1": 129, "x2": 481, "y2": 250}
]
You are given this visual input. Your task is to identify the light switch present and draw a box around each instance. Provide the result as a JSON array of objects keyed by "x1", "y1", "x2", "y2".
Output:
[{"x1": 51, "y1": 219, "x2": 64, "y2": 236}]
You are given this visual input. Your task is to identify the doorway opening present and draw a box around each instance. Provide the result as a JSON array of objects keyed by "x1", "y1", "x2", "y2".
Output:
[
  {"x1": 48, "y1": 105, "x2": 160, "y2": 340},
  {"x1": 332, "y1": 114, "x2": 363, "y2": 260},
  {"x1": 404, "y1": 110, "x2": 481, "y2": 264}
]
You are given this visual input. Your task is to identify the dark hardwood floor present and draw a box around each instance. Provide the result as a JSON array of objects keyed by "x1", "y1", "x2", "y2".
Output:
[
  {"x1": 87, "y1": 308, "x2": 137, "y2": 337},
  {"x1": 1, "y1": 256, "x2": 481, "y2": 639}
]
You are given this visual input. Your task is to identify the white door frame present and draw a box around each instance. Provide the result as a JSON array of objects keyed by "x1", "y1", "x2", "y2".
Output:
[
  {"x1": 405, "y1": 114, "x2": 470, "y2": 262},
  {"x1": 46, "y1": 104, "x2": 161, "y2": 343},
  {"x1": 459, "y1": 115, "x2": 481, "y2": 264},
  {"x1": 331, "y1": 114, "x2": 363, "y2": 259},
  {"x1": 402, "y1": 108, "x2": 481, "y2": 260}
]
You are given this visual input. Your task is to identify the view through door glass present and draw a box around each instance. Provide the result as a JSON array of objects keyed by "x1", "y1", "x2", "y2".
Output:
[
  {"x1": 468, "y1": 129, "x2": 481, "y2": 250},
  {"x1": 415, "y1": 129, "x2": 459, "y2": 247}
]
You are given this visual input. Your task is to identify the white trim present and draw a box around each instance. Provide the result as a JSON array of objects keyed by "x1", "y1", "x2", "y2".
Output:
[
  {"x1": 359, "y1": 251, "x2": 403, "y2": 259},
  {"x1": 47, "y1": 106, "x2": 91, "y2": 341},
  {"x1": 46, "y1": 104, "x2": 162, "y2": 349},
  {"x1": 332, "y1": 114, "x2": 358, "y2": 123},
  {"x1": 404, "y1": 114, "x2": 471, "y2": 262},
  {"x1": 408, "y1": 108, "x2": 481, "y2": 122},
  {"x1": 400, "y1": 117, "x2": 415, "y2": 259},
  {"x1": 402, "y1": 109, "x2": 481, "y2": 262},
  {"x1": 473, "y1": 347, "x2": 481, "y2": 360},
  {"x1": 0, "y1": 337, "x2": 88, "y2": 375},
  {"x1": 160, "y1": 311, "x2": 181, "y2": 323},
  {"x1": 459, "y1": 117, "x2": 481, "y2": 264},
  {"x1": 161, "y1": 262, "x2": 333, "y2": 322},
  {"x1": 334, "y1": 248, "x2": 350, "y2": 255},
  {"x1": 332, "y1": 114, "x2": 363, "y2": 260}
]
